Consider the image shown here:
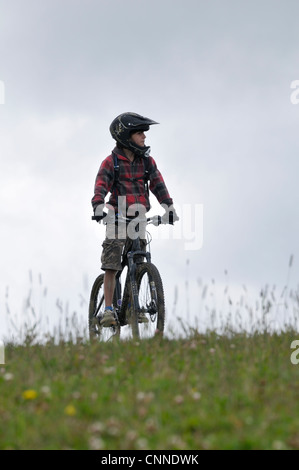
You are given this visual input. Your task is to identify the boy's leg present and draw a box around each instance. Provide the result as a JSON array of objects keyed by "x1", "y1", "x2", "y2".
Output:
[
  {"x1": 104, "y1": 269, "x2": 117, "y2": 307},
  {"x1": 100, "y1": 235, "x2": 125, "y2": 326}
]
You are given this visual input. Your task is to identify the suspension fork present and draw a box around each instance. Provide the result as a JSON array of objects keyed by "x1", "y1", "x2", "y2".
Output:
[
  {"x1": 127, "y1": 253, "x2": 140, "y2": 314},
  {"x1": 127, "y1": 233, "x2": 150, "y2": 314}
]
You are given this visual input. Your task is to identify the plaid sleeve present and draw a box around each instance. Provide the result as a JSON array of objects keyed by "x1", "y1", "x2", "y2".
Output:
[
  {"x1": 91, "y1": 155, "x2": 114, "y2": 211},
  {"x1": 148, "y1": 157, "x2": 173, "y2": 207}
]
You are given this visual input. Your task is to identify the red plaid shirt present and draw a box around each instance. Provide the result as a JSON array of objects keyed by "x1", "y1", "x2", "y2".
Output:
[{"x1": 92, "y1": 147, "x2": 173, "y2": 213}]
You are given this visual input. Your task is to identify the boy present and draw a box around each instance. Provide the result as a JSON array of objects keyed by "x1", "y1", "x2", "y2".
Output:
[{"x1": 92, "y1": 112, "x2": 178, "y2": 326}]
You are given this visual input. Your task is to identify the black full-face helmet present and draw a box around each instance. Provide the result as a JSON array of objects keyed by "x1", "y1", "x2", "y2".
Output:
[{"x1": 109, "y1": 112, "x2": 159, "y2": 157}]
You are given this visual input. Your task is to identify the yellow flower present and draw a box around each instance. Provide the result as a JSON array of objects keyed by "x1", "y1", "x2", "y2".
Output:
[
  {"x1": 22, "y1": 389, "x2": 38, "y2": 400},
  {"x1": 64, "y1": 404, "x2": 76, "y2": 416}
]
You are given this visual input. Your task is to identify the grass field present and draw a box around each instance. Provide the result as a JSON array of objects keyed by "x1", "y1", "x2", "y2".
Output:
[{"x1": 1, "y1": 326, "x2": 299, "y2": 450}]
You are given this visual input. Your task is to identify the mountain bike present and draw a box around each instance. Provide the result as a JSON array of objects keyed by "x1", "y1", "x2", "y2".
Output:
[{"x1": 89, "y1": 214, "x2": 173, "y2": 342}]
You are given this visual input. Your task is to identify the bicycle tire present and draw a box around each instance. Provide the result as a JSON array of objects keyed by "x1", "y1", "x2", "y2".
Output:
[
  {"x1": 88, "y1": 274, "x2": 120, "y2": 341},
  {"x1": 132, "y1": 262, "x2": 165, "y2": 339}
]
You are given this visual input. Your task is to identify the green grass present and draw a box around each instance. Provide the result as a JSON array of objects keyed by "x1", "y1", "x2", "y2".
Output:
[{"x1": 1, "y1": 329, "x2": 299, "y2": 450}]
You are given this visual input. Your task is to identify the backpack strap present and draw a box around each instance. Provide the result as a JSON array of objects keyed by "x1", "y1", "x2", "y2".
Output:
[
  {"x1": 111, "y1": 151, "x2": 120, "y2": 195},
  {"x1": 144, "y1": 157, "x2": 150, "y2": 195}
]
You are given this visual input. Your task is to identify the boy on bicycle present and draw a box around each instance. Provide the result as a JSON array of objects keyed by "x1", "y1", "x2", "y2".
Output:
[{"x1": 91, "y1": 112, "x2": 178, "y2": 327}]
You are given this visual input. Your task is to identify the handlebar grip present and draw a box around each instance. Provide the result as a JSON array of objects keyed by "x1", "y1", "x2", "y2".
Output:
[
  {"x1": 150, "y1": 215, "x2": 162, "y2": 226},
  {"x1": 169, "y1": 212, "x2": 174, "y2": 225},
  {"x1": 92, "y1": 214, "x2": 106, "y2": 222}
]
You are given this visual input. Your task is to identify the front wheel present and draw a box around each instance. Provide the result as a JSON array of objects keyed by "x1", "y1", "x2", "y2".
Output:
[{"x1": 133, "y1": 262, "x2": 165, "y2": 339}]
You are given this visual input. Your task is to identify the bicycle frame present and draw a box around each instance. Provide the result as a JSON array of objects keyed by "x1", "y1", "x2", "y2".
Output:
[{"x1": 114, "y1": 228, "x2": 151, "y2": 326}]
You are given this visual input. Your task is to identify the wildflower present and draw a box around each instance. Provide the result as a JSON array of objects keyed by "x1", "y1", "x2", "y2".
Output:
[
  {"x1": 136, "y1": 438, "x2": 148, "y2": 449},
  {"x1": 64, "y1": 404, "x2": 76, "y2": 416},
  {"x1": 3, "y1": 372, "x2": 14, "y2": 381},
  {"x1": 106, "y1": 417, "x2": 121, "y2": 436},
  {"x1": 136, "y1": 391, "x2": 154, "y2": 403},
  {"x1": 41, "y1": 385, "x2": 51, "y2": 396},
  {"x1": 88, "y1": 421, "x2": 104, "y2": 433},
  {"x1": 145, "y1": 418, "x2": 158, "y2": 432},
  {"x1": 168, "y1": 434, "x2": 186, "y2": 449},
  {"x1": 136, "y1": 391, "x2": 145, "y2": 402},
  {"x1": 138, "y1": 406, "x2": 147, "y2": 418},
  {"x1": 116, "y1": 393, "x2": 124, "y2": 403},
  {"x1": 100, "y1": 354, "x2": 109, "y2": 364},
  {"x1": 126, "y1": 430, "x2": 138, "y2": 443},
  {"x1": 174, "y1": 395, "x2": 184, "y2": 404},
  {"x1": 272, "y1": 440, "x2": 286, "y2": 450},
  {"x1": 88, "y1": 436, "x2": 105, "y2": 450},
  {"x1": 103, "y1": 366, "x2": 116, "y2": 375},
  {"x1": 22, "y1": 389, "x2": 37, "y2": 400},
  {"x1": 191, "y1": 391, "x2": 201, "y2": 401}
]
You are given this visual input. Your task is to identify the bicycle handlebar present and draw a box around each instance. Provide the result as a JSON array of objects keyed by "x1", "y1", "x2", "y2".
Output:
[{"x1": 91, "y1": 213, "x2": 175, "y2": 225}]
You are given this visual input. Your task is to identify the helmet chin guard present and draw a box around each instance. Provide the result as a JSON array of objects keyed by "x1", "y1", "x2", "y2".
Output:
[{"x1": 110, "y1": 112, "x2": 158, "y2": 156}]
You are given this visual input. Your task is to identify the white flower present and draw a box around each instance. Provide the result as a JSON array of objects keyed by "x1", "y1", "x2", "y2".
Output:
[
  {"x1": 3, "y1": 372, "x2": 14, "y2": 381},
  {"x1": 88, "y1": 436, "x2": 105, "y2": 450},
  {"x1": 191, "y1": 391, "x2": 201, "y2": 401},
  {"x1": 88, "y1": 421, "x2": 104, "y2": 433}
]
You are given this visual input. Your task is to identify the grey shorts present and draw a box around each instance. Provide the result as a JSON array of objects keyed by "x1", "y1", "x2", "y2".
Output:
[
  {"x1": 101, "y1": 238, "x2": 126, "y2": 271},
  {"x1": 101, "y1": 222, "x2": 147, "y2": 272}
]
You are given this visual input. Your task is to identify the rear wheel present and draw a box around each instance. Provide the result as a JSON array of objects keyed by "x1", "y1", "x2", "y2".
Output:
[
  {"x1": 132, "y1": 262, "x2": 165, "y2": 339},
  {"x1": 88, "y1": 274, "x2": 120, "y2": 342}
]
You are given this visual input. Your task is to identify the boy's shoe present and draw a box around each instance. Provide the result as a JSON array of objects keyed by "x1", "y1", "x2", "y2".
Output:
[
  {"x1": 99, "y1": 308, "x2": 117, "y2": 327},
  {"x1": 138, "y1": 312, "x2": 149, "y2": 324}
]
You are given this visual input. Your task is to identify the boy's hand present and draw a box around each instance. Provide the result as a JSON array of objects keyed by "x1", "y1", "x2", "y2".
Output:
[
  {"x1": 161, "y1": 208, "x2": 179, "y2": 225},
  {"x1": 92, "y1": 206, "x2": 108, "y2": 222}
]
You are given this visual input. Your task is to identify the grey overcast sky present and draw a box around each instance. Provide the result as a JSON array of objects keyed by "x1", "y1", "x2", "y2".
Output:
[{"x1": 1, "y1": 0, "x2": 299, "y2": 340}]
